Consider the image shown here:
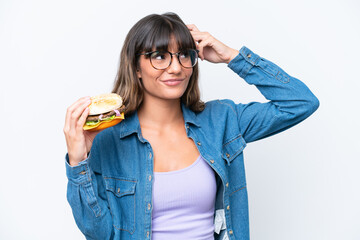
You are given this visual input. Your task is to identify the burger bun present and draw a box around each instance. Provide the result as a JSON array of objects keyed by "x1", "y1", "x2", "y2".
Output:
[{"x1": 89, "y1": 93, "x2": 123, "y2": 115}]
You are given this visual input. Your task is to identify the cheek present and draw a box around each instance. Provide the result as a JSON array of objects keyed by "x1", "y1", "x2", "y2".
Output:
[
  {"x1": 140, "y1": 70, "x2": 162, "y2": 90},
  {"x1": 138, "y1": 64, "x2": 161, "y2": 82},
  {"x1": 187, "y1": 68, "x2": 193, "y2": 77},
  {"x1": 184, "y1": 69, "x2": 193, "y2": 83}
]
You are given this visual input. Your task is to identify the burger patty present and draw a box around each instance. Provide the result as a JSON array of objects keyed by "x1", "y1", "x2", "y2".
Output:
[{"x1": 86, "y1": 105, "x2": 125, "y2": 122}]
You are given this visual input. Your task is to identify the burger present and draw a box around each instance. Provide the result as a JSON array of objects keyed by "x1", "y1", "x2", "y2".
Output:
[{"x1": 83, "y1": 93, "x2": 125, "y2": 131}]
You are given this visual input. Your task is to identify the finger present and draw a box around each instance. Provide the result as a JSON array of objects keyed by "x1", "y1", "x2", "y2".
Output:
[
  {"x1": 67, "y1": 96, "x2": 91, "y2": 114},
  {"x1": 65, "y1": 97, "x2": 91, "y2": 122},
  {"x1": 65, "y1": 97, "x2": 90, "y2": 133},
  {"x1": 76, "y1": 106, "x2": 90, "y2": 130},
  {"x1": 196, "y1": 36, "x2": 214, "y2": 60},
  {"x1": 197, "y1": 39, "x2": 209, "y2": 60},
  {"x1": 186, "y1": 24, "x2": 200, "y2": 32},
  {"x1": 188, "y1": 31, "x2": 211, "y2": 43},
  {"x1": 68, "y1": 99, "x2": 92, "y2": 131}
]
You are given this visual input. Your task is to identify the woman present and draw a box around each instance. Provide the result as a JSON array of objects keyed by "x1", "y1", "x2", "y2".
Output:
[{"x1": 64, "y1": 13, "x2": 319, "y2": 240}]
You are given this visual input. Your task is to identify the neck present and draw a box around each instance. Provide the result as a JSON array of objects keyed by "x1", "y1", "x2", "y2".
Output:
[{"x1": 137, "y1": 96, "x2": 184, "y2": 130}]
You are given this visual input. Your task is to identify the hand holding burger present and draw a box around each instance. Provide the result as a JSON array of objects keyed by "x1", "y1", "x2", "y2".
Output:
[{"x1": 64, "y1": 93, "x2": 125, "y2": 166}]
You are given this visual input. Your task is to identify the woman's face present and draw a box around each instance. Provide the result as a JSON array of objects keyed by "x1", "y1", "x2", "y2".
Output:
[{"x1": 136, "y1": 37, "x2": 193, "y2": 103}]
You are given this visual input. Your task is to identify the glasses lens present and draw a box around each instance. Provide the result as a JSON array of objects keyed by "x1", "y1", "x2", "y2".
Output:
[
  {"x1": 150, "y1": 51, "x2": 171, "y2": 69},
  {"x1": 179, "y1": 49, "x2": 198, "y2": 68},
  {"x1": 149, "y1": 50, "x2": 198, "y2": 69}
]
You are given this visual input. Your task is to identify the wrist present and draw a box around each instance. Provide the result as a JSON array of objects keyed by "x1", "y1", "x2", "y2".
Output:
[
  {"x1": 68, "y1": 153, "x2": 87, "y2": 166},
  {"x1": 226, "y1": 48, "x2": 240, "y2": 64},
  {"x1": 69, "y1": 159, "x2": 81, "y2": 167}
]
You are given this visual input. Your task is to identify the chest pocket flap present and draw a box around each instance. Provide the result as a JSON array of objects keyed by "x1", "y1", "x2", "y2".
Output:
[
  {"x1": 222, "y1": 135, "x2": 247, "y2": 166},
  {"x1": 104, "y1": 177, "x2": 137, "y2": 197},
  {"x1": 104, "y1": 177, "x2": 137, "y2": 233}
]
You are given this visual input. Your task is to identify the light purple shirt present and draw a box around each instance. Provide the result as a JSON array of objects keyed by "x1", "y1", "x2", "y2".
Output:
[{"x1": 151, "y1": 155, "x2": 217, "y2": 240}]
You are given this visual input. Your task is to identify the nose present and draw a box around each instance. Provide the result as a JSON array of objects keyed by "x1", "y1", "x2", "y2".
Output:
[{"x1": 166, "y1": 55, "x2": 182, "y2": 74}]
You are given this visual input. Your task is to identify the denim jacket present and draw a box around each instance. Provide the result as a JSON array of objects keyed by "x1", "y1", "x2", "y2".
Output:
[{"x1": 65, "y1": 46, "x2": 319, "y2": 240}]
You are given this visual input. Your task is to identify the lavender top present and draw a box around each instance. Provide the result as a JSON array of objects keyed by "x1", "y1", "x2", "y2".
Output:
[{"x1": 151, "y1": 155, "x2": 217, "y2": 240}]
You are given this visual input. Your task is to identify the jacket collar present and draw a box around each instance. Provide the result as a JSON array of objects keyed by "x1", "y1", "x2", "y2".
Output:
[
  {"x1": 181, "y1": 102, "x2": 201, "y2": 128},
  {"x1": 118, "y1": 102, "x2": 200, "y2": 140},
  {"x1": 118, "y1": 111, "x2": 142, "y2": 140}
]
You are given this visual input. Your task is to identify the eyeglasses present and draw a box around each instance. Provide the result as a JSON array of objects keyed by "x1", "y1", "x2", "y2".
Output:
[{"x1": 138, "y1": 49, "x2": 199, "y2": 70}]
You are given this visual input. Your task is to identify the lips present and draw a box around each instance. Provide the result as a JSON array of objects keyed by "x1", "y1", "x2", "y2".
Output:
[{"x1": 161, "y1": 78, "x2": 184, "y2": 86}]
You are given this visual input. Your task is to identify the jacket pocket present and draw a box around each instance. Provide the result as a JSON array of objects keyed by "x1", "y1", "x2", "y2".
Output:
[
  {"x1": 221, "y1": 135, "x2": 246, "y2": 166},
  {"x1": 104, "y1": 177, "x2": 137, "y2": 234}
]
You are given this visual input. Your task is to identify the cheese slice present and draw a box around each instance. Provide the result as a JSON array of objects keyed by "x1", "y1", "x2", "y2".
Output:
[{"x1": 83, "y1": 113, "x2": 125, "y2": 131}]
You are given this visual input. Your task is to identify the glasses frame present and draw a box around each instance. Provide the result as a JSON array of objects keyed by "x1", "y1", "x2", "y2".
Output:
[{"x1": 137, "y1": 49, "x2": 199, "y2": 70}]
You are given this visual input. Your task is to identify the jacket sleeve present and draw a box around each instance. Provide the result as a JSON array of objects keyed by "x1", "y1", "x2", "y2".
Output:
[
  {"x1": 227, "y1": 46, "x2": 320, "y2": 143},
  {"x1": 65, "y1": 141, "x2": 114, "y2": 239}
]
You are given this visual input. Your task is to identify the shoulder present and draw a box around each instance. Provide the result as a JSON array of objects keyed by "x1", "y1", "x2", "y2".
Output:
[
  {"x1": 198, "y1": 99, "x2": 240, "y2": 117},
  {"x1": 194, "y1": 99, "x2": 244, "y2": 145},
  {"x1": 192, "y1": 99, "x2": 243, "y2": 130}
]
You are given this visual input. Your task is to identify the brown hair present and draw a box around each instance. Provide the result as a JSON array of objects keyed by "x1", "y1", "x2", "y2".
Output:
[{"x1": 112, "y1": 12, "x2": 205, "y2": 115}]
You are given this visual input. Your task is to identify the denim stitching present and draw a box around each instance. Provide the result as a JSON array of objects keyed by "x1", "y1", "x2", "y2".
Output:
[
  {"x1": 276, "y1": 71, "x2": 290, "y2": 83},
  {"x1": 217, "y1": 99, "x2": 237, "y2": 115},
  {"x1": 222, "y1": 135, "x2": 246, "y2": 163},
  {"x1": 104, "y1": 177, "x2": 137, "y2": 182},
  {"x1": 223, "y1": 135, "x2": 242, "y2": 147},
  {"x1": 229, "y1": 186, "x2": 247, "y2": 196},
  {"x1": 228, "y1": 144, "x2": 246, "y2": 161}
]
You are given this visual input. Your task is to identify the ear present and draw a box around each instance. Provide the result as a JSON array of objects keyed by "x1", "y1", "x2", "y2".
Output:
[{"x1": 136, "y1": 68, "x2": 141, "y2": 79}]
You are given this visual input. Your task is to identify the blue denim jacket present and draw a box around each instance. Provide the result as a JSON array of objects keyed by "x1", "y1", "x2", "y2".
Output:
[{"x1": 66, "y1": 46, "x2": 319, "y2": 240}]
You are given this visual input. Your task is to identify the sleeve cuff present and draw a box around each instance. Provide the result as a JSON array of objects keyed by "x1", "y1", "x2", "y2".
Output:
[
  {"x1": 65, "y1": 153, "x2": 92, "y2": 184},
  {"x1": 228, "y1": 46, "x2": 260, "y2": 79}
]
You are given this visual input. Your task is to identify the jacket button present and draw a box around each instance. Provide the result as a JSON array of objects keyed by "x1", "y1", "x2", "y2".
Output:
[
  {"x1": 226, "y1": 153, "x2": 230, "y2": 158},
  {"x1": 147, "y1": 231, "x2": 149, "y2": 238},
  {"x1": 149, "y1": 152, "x2": 152, "y2": 159},
  {"x1": 197, "y1": 142, "x2": 201, "y2": 146},
  {"x1": 227, "y1": 205, "x2": 230, "y2": 210},
  {"x1": 79, "y1": 170, "x2": 86, "y2": 175},
  {"x1": 210, "y1": 159, "x2": 215, "y2": 164},
  {"x1": 247, "y1": 54, "x2": 251, "y2": 58},
  {"x1": 229, "y1": 230, "x2": 233, "y2": 235},
  {"x1": 117, "y1": 188, "x2": 120, "y2": 193},
  {"x1": 148, "y1": 175, "x2": 152, "y2": 181},
  {"x1": 226, "y1": 182, "x2": 229, "y2": 187},
  {"x1": 147, "y1": 203, "x2": 151, "y2": 210}
]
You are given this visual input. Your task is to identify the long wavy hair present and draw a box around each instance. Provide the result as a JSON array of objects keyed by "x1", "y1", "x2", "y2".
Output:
[{"x1": 112, "y1": 12, "x2": 205, "y2": 115}]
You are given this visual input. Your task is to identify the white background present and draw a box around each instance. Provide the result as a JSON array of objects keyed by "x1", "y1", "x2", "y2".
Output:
[{"x1": 1, "y1": 0, "x2": 359, "y2": 239}]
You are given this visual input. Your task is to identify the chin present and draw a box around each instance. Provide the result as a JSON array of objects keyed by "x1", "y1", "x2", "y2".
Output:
[
  {"x1": 160, "y1": 93, "x2": 185, "y2": 101},
  {"x1": 163, "y1": 88, "x2": 188, "y2": 100}
]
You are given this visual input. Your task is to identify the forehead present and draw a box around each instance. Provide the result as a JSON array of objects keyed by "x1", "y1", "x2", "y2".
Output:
[
  {"x1": 155, "y1": 36, "x2": 179, "y2": 52},
  {"x1": 142, "y1": 28, "x2": 195, "y2": 53}
]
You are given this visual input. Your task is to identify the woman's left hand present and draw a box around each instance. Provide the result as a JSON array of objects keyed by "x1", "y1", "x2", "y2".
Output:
[{"x1": 187, "y1": 24, "x2": 239, "y2": 64}]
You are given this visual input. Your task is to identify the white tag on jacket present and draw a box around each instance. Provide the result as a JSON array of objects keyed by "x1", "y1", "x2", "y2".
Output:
[
  {"x1": 214, "y1": 209, "x2": 226, "y2": 234},
  {"x1": 214, "y1": 209, "x2": 229, "y2": 239}
]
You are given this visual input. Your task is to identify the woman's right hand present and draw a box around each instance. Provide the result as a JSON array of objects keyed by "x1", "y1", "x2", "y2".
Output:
[{"x1": 63, "y1": 96, "x2": 101, "y2": 166}]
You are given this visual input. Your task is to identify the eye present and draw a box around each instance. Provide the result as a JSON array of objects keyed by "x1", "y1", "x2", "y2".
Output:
[
  {"x1": 151, "y1": 52, "x2": 167, "y2": 60},
  {"x1": 179, "y1": 50, "x2": 189, "y2": 59}
]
